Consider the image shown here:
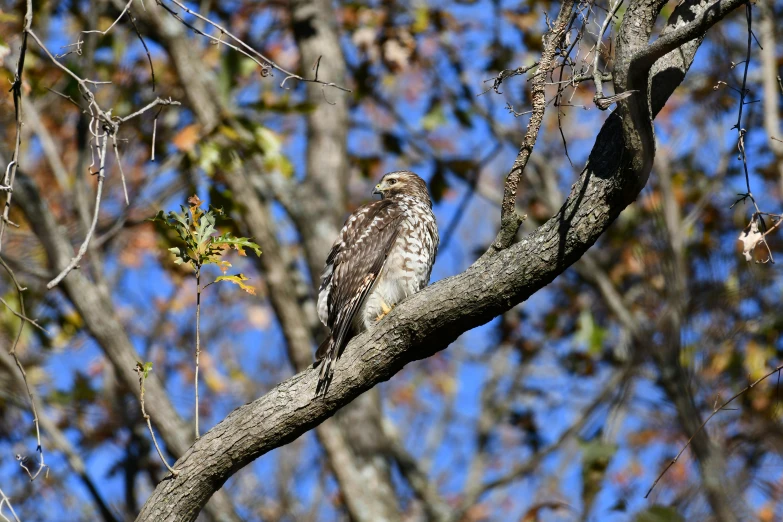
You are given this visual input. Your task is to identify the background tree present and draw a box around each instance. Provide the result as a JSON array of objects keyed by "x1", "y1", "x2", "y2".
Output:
[{"x1": 1, "y1": 0, "x2": 782, "y2": 521}]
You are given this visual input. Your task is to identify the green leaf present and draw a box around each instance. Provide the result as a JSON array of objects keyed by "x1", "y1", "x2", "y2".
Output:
[
  {"x1": 196, "y1": 212, "x2": 217, "y2": 250},
  {"x1": 214, "y1": 233, "x2": 262, "y2": 257},
  {"x1": 136, "y1": 361, "x2": 154, "y2": 379},
  {"x1": 215, "y1": 274, "x2": 257, "y2": 295}
]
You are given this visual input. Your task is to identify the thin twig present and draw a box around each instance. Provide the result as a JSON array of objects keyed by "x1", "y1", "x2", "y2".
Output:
[
  {"x1": 1, "y1": 2, "x2": 32, "y2": 252},
  {"x1": 83, "y1": 0, "x2": 135, "y2": 35},
  {"x1": 128, "y1": 9, "x2": 156, "y2": 91},
  {"x1": 157, "y1": 0, "x2": 351, "y2": 92},
  {"x1": 117, "y1": 97, "x2": 180, "y2": 123},
  {"x1": 152, "y1": 114, "x2": 158, "y2": 161},
  {"x1": 46, "y1": 131, "x2": 108, "y2": 289},
  {"x1": 0, "y1": 485, "x2": 20, "y2": 522},
  {"x1": 591, "y1": 0, "x2": 624, "y2": 105},
  {"x1": 111, "y1": 133, "x2": 130, "y2": 206},
  {"x1": 491, "y1": 0, "x2": 577, "y2": 252},
  {"x1": 0, "y1": 297, "x2": 48, "y2": 334},
  {"x1": 733, "y1": 3, "x2": 760, "y2": 215},
  {"x1": 134, "y1": 364, "x2": 179, "y2": 477},
  {"x1": 194, "y1": 268, "x2": 201, "y2": 440},
  {"x1": 0, "y1": 256, "x2": 48, "y2": 483},
  {"x1": 478, "y1": 62, "x2": 540, "y2": 96},
  {"x1": 646, "y1": 361, "x2": 783, "y2": 498}
]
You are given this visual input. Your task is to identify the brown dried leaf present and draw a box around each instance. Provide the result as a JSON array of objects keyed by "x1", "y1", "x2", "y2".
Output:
[{"x1": 172, "y1": 124, "x2": 201, "y2": 152}]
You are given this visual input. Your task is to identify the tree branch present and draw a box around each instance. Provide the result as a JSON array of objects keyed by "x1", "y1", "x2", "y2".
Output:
[
  {"x1": 135, "y1": 0, "x2": 747, "y2": 519},
  {"x1": 492, "y1": 0, "x2": 576, "y2": 251}
]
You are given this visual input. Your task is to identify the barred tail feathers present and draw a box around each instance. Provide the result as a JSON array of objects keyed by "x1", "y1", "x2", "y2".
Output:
[{"x1": 315, "y1": 336, "x2": 336, "y2": 395}]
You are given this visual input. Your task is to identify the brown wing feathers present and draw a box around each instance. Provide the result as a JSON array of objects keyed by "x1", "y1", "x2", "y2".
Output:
[{"x1": 316, "y1": 200, "x2": 403, "y2": 394}]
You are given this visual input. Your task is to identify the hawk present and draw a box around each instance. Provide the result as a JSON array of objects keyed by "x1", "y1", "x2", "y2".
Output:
[{"x1": 315, "y1": 171, "x2": 439, "y2": 393}]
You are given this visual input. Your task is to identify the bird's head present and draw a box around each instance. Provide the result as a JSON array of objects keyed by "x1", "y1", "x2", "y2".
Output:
[{"x1": 372, "y1": 171, "x2": 430, "y2": 203}]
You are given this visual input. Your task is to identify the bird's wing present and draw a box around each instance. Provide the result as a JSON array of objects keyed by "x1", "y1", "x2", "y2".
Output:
[{"x1": 321, "y1": 199, "x2": 405, "y2": 359}]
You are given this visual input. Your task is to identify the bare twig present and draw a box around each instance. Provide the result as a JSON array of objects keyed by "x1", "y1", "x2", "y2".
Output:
[
  {"x1": 46, "y1": 132, "x2": 108, "y2": 289},
  {"x1": 0, "y1": 297, "x2": 47, "y2": 334},
  {"x1": 491, "y1": 0, "x2": 577, "y2": 252},
  {"x1": 1, "y1": 2, "x2": 33, "y2": 252},
  {"x1": 111, "y1": 134, "x2": 130, "y2": 206},
  {"x1": 0, "y1": 254, "x2": 49, "y2": 483},
  {"x1": 733, "y1": 3, "x2": 759, "y2": 214},
  {"x1": 591, "y1": 0, "x2": 624, "y2": 106},
  {"x1": 0, "y1": 485, "x2": 20, "y2": 522},
  {"x1": 83, "y1": 0, "x2": 135, "y2": 35},
  {"x1": 117, "y1": 97, "x2": 180, "y2": 123},
  {"x1": 479, "y1": 62, "x2": 539, "y2": 96},
  {"x1": 55, "y1": 39, "x2": 83, "y2": 59},
  {"x1": 646, "y1": 361, "x2": 783, "y2": 498},
  {"x1": 128, "y1": 9, "x2": 156, "y2": 91},
  {"x1": 156, "y1": 0, "x2": 351, "y2": 92},
  {"x1": 134, "y1": 363, "x2": 179, "y2": 477},
  {"x1": 195, "y1": 268, "x2": 202, "y2": 440},
  {"x1": 152, "y1": 113, "x2": 159, "y2": 161}
]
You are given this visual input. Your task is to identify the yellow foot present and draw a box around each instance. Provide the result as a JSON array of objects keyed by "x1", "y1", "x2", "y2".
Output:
[{"x1": 375, "y1": 300, "x2": 395, "y2": 322}]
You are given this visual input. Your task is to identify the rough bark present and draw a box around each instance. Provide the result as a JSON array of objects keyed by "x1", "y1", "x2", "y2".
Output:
[{"x1": 134, "y1": 1, "x2": 747, "y2": 518}]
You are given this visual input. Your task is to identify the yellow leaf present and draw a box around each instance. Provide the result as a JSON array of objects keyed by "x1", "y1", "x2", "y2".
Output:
[
  {"x1": 215, "y1": 274, "x2": 256, "y2": 295},
  {"x1": 217, "y1": 260, "x2": 232, "y2": 274}
]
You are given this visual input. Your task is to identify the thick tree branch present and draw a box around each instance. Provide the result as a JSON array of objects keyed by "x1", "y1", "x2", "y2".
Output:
[
  {"x1": 631, "y1": 0, "x2": 747, "y2": 73},
  {"x1": 135, "y1": 0, "x2": 746, "y2": 519}
]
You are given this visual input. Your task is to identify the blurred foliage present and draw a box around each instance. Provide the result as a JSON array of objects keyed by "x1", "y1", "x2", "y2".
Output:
[{"x1": 0, "y1": 0, "x2": 782, "y2": 521}]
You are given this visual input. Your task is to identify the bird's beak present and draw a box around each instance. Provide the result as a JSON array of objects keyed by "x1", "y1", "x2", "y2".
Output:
[{"x1": 372, "y1": 184, "x2": 382, "y2": 196}]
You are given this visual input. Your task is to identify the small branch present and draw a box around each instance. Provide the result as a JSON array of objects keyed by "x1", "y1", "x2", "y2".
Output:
[
  {"x1": 83, "y1": 0, "x2": 135, "y2": 35},
  {"x1": 156, "y1": 0, "x2": 351, "y2": 93},
  {"x1": 478, "y1": 62, "x2": 539, "y2": 96},
  {"x1": 194, "y1": 268, "x2": 201, "y2": 440},
  {"x1": 733, "y1": 3, "x2": 759, "y2": 213},
  {"x1": 592, "y1": 0, "x2": 624, "y2": 105},
  {"x1": 152, "y1": 113, "x2": 159, "y2": 161},
  {"x1": 1, "y1": 255, "x2": 49, "y2": 482},
  {"x1": 16, "y1": 448, "x2": 49, "y2": 482},
  {"x1": 646, "y1": 361, "x2": 783, "y2": 498},
  {"x1": 0, "y1": 485, "x2": 20, "y2": 522},
  {"x1": 111, "y1": 133, "x2": 130, "y2": 206},
  {"x1": 135, "y1": 364, "x2": 179, "y2": 477},
  {"x1": 47, "y1": 131, "x2": 109, "y2": 289},
  {"x1": 55, "y1": 39, "x2": 83, "y2": 59},
  {"x1": 128, "y1": 9, "x2": 156, "y2": 91},
  {"x1": 1, "y1": 17, "x2": 30, "y2": 252},
  {"x1": 0, "y1": 297, "x2": 48, "y2": 334},
  {"x1": 491, "y1": 0, "x2": 577, "y2": 252},
  {"x1": 117, "y1": 97, "x2": 180, "y2": 123}
]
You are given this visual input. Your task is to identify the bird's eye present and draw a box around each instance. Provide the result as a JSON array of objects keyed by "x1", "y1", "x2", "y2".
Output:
[{"x1": 388, "y1": 179, "x2": 397, "y2": 185}]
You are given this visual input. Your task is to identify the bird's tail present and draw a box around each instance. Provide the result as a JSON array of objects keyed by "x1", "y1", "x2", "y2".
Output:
[{"x1": 314, "y1": 336, "x2": 335, "y2": 396}]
